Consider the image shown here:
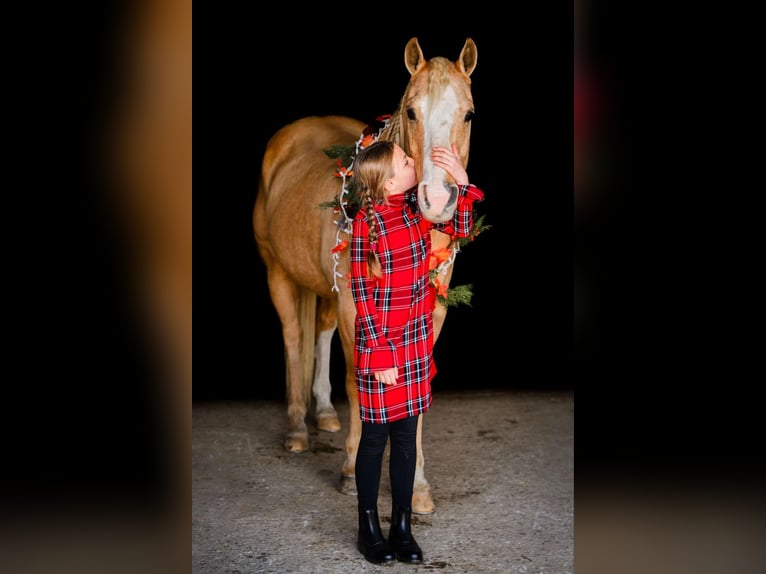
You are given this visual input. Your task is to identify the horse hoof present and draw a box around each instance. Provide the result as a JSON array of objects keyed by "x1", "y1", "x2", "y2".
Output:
[
  {"x1": 339, "y1": 475, "x2": 357, "y2": 496},
  {"x1": 316, "y1": 410, "x2": 341, "y2": 433},
  {"x1": 284, "y1": 431, "x2": 309, "y2": 453},
  {"x1": 411, "y1": 490, "x2": 435, "y2": 515}
]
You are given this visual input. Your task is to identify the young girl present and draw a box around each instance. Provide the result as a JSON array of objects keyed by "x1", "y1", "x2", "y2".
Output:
[{"x1": 349, "y1": 140, "x2": 485, "y2": 564}]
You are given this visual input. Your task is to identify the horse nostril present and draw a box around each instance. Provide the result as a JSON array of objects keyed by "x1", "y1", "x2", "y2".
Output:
[
  {"x1": 421, "y1": 184, "x2": 431, "y2": 209},
  {"x1": 448, "y1": 185, "x2": 458, "y2": 207}
]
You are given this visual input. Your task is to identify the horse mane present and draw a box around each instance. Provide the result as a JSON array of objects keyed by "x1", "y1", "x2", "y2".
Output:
[{"x1": 378, "y1": 99, "x2": 403, "y2": 146}]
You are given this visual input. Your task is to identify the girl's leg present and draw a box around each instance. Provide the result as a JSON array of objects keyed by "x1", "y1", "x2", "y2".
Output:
[
  {"x1": 355, "y1": 420, "x2": 390, "y2": 509},
  {"x1": 355, "y1": 420, "x2": 394, "y2": 564},
  {"x1": 388, "y1": 414, "x2": 423, "y2": 563},
  {"x1": 388, "y1": 415, "x2": 419, "y2": 506}
]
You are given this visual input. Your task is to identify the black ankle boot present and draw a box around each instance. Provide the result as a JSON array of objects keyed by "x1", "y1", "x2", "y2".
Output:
[
  {"x1": 388, "y1": 505, "x2": 423, "y2": 563},
  {"x1": 357, "y1": 508, "x2": 394, "y2": 564}
]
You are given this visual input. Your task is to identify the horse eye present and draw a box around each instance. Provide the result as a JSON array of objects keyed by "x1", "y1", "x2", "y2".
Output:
[
  {"x1": 406, "y1": 108, "x2": 417, "y2": 121},
  {"x1": 464, "y1": 110, "x2": 475, "y2": 123}
]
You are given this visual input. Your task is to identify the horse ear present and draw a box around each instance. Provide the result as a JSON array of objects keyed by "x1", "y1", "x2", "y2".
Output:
[
  {"x1": 458, "y1": 38, "x2": 478, "y2": 77},
  {"x1": 404, "y1": 37, "x2": 426, "y2": 75}
]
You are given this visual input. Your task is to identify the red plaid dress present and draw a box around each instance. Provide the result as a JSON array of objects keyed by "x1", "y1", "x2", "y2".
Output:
[{"x1": 350, "y1": 184, "x2": 485, "y2": 423}]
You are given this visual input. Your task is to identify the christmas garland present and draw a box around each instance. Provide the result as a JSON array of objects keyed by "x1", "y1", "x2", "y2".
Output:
[{"x1": 321, "y1": 115, "x2": 490, "y2": 308}]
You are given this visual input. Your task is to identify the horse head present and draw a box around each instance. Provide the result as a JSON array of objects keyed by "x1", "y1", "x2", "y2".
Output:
[{"x1": 383, "y1": 37, "x2": 478, "y2": 223}]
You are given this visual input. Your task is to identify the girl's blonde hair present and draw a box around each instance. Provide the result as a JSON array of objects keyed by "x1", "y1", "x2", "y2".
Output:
[{"x1": 352, "y1": 141, "x2": 395, "y2": 279}]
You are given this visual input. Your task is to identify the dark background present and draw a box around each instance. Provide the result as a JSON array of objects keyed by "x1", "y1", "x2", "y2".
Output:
[
  {"x1": 195, "y1": 7, "x2": 574, "y2": 400},
  {"x1": 4, "y1": 5, "x2": 764, "y2": 573}
]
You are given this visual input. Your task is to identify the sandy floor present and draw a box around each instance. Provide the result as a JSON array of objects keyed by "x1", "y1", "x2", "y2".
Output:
[{"x1": 192, "y1": 389, "x2": 573, "y2": 573}]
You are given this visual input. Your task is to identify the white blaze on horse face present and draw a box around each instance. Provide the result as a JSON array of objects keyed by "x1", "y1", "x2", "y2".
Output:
[{"x1": 417, "y1": 84, "x2": 461, "y2": 223}]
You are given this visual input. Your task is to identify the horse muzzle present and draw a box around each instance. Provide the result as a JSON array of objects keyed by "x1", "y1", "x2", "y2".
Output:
[{"x1": 417, "y1": 181, "x2": 459, "y2": 224}]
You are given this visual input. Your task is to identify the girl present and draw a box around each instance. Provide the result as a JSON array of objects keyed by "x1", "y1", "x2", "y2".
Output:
[{"x1": 350, "y1": 140, "x2": 485, "y2": 564}]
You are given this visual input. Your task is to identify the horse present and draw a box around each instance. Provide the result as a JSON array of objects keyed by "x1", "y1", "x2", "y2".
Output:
[{"x1": 253, "y1": 37, "x2": 478, "y2": 514}]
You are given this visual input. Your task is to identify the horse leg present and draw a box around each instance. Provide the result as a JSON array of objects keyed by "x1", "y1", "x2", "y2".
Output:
[
  {"x1": 336, "y1": 291, "x2": 361, "y2": 496},
  {"x1": 412, "y1": 415, "x2": 435, "y2": 514},
  {"x1": 266, "y1": 263, "x2": 310, "y2": 453},
  {"x1": 313, "y1": 296, "x2": 341, "y2": 432},
  {"x1": 410, "y1": 300, "x2": 450, "y2": 514}
]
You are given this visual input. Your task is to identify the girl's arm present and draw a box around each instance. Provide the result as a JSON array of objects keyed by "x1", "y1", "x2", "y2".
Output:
[
  {"x1": 430, "y1": 144, "x2": 485, "y2": 237},
  {"x1": 350, "y1": 215, "x2": 397, "y2": 373}
]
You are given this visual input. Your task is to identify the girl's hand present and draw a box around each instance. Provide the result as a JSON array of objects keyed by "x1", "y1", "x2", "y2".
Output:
[
  {"x1": 431, "y1": 144, "x2": 469, "y2": 186},
  {"x1": 374, "y1": 367, "x2": 399, "y2": 386}
]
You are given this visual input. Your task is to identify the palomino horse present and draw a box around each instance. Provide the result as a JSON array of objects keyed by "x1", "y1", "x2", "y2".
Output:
[{"x1": 253, "y1": 37, "x2": 478, "y2": 514}]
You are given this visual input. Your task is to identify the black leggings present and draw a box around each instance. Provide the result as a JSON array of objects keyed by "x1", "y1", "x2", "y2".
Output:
[{"x1": 355, "y1": 415, "x2": 419, "y2": 510}]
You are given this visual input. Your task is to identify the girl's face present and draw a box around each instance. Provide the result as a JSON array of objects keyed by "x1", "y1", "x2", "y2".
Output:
[{"x1": 386, "y1": 144, "x2": 417, "y2": 196}]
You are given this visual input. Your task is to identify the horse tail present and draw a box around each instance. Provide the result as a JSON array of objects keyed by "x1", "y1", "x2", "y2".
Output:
[{"x1": 297, "y1": 286, "x2": 316, "y2": 411}]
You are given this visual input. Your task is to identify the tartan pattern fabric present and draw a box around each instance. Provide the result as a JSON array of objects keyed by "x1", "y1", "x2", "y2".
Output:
[{"x1": 350, "y1": 184, "x2": 484, "y2": 423}]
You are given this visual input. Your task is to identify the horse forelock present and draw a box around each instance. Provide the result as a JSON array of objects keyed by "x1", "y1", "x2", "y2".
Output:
[{"x1": 425, "y1": 58, "x2": 452, "y2": 101}]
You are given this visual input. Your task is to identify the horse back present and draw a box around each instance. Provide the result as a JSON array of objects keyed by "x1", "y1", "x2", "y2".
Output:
[{"x1": 254, "y1": 115, "x2": 366, "y2": 296}]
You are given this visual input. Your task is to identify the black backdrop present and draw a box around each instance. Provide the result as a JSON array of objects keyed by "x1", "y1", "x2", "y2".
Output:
[
  {"x1": 12, "y1": 4, "x2": 766, "y2": 561},
  {"x1": 195, "y1": 7, "x2": 573, "y2": 400}
]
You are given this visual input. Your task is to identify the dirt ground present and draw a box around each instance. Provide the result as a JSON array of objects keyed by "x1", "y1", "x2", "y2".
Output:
[{"x1": 192, "y1": 389, "x2": 573, "y2": 573}]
